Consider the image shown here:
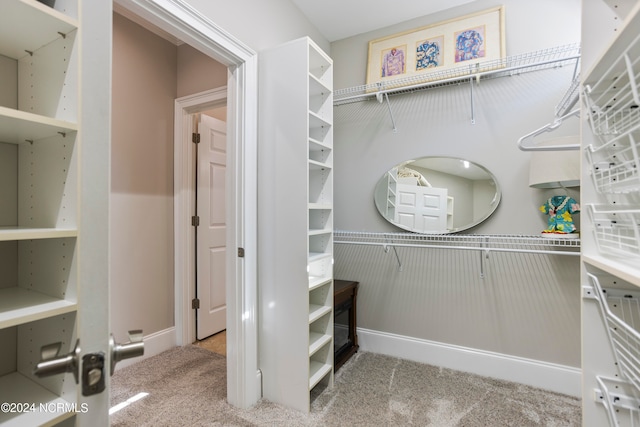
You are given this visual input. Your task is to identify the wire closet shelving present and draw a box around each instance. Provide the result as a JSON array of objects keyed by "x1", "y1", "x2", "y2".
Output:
[
  {"x1": 333, "y1": 43, "x2": 581, "y2": 106},
  {"x1": 334, "y1": 230, "x2": 580, "y2": 255},
  {"x1": 334, "y1": 231, "x2": 580, "y2": 275}
]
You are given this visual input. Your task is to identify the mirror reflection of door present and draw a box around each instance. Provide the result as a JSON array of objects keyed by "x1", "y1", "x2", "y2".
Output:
[
  {"x1": 196, "y1": 114, "x2": 227, "y2": 339},
  {"x1": 375, "y1": 157, "x2": 501, "y2": 234},
  {"x1": 396, "y1": 184, "x2": 449, "y2": 232}
]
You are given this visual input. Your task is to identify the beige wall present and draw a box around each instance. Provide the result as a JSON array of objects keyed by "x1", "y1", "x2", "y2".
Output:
[
  {"x1": 177, "y1": 44, "x2": 227, "y2": 98},
  {"x1": 111, "y1": 13, "x2": 177, "y2": 341},
  {"x1": 111, "y1": 12, "x2": 228, "y2": 342}
]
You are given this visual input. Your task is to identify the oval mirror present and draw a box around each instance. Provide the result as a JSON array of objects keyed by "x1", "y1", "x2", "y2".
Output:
[{"x1": 374, "y1": 157, "x2": 501, "y2": 234}]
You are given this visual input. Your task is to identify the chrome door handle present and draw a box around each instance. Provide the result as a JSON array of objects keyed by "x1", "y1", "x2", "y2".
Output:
[
  {"x1": 110, "y1": 329, "x2": 144, "y2": 375},
  {"x1": 34, "y1": 339, "x2": 81, "y2": 384}
]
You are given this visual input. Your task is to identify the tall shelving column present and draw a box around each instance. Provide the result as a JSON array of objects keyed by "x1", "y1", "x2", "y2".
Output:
[
  {"x1": 581, "y1": 1, "x2": 640, "y2": 425},
  {"x1": 259, "y1": 36, "x2": 334, "y2": 414},
  {"x1": 0, "y1": 1, "x2": 80, "y2": 426}
]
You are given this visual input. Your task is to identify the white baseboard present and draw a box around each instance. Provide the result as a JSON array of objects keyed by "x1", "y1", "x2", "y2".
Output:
[
  {"x1": 357, "y1": 328, "x2": 581, "y2": 397},
  {"x1": 114, "y1": 327, "x2": 176, "y2": 372}
]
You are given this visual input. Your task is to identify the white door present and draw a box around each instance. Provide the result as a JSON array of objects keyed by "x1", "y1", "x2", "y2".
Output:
[
  {"x1": 196, "y1": 114, "x2": 227, "y2": 339},
  {"x1": 395, "y1": 184, "x2": 448, "y2": 232}
]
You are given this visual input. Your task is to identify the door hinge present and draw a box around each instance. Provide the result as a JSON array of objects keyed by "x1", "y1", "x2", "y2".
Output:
[
  {"x1": 192, "y1": 298, "x2": 200, "y2": 309},
  {"x1": 192, "y1": 216, "x2": 200, "y2": 227},
  {"x1": 192, "y1": 132, "x2": 200, "y2": 143},
  {"x1": 238, "y1": 247, "x2": 245, "y2": 258}
]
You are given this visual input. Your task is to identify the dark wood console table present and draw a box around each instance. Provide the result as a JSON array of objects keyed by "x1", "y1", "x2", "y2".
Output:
[{"x1": 334, "y1": 280, "x2": 359, "y2": 371}]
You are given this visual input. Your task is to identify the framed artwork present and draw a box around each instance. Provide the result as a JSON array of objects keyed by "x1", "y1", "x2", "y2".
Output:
[{"x1": 366, "y1": 6, "x2": 505, "y2": 89}]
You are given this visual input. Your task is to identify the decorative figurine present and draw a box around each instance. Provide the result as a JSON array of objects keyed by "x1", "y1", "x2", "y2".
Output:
[{"x1": 539, "y1": 195, "x2": 580, "y2": 237}]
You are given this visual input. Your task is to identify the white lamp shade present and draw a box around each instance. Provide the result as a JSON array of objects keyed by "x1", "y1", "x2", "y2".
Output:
[{"x1": 529, "y1": 136, "x2": 581, "y2": 188}]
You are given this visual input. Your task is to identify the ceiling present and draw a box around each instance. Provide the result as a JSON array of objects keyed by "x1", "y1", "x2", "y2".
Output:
[{"x1": 291, "y1": 0, "x2": 479, "y2": 42}]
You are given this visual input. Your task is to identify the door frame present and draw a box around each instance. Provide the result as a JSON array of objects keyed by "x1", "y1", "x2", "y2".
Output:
[
  {"x1": 115, "y1": 0, "x2": 259, "y2": 409},
  {"x1": 175, "y1": 87, "x2": 226, "y2": 343}
]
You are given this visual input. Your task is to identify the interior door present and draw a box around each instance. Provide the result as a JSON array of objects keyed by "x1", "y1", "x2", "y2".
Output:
[
  {"x1": 395, "y1": 184, "x2": 448, "y2": 232},
  {"x1": 196, "y1": 114, "x2": 227, "y2": 339}
]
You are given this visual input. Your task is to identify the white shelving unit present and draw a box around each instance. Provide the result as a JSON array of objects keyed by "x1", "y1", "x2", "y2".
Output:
[
  {"x1": 581, "y1": 1, "x2": 640, "y2": 425},
  {"x1": 258, "y1": 36, "x2": 334, "y2": 414},
  {"x1": 0, "y1": 1, "x2": 80, "y2": 425}
]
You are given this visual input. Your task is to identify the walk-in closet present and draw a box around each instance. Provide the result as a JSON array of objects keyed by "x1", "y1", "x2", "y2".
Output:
[{"x1": 3, "y1": 0, "x2": 640, "y2": 425}]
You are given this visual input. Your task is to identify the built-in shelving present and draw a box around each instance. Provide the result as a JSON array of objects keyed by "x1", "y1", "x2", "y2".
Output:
[
  {"x1": 0, "y1": 1, "x2": 78, "y2": 60},
  {"x1": 581, "y1": 1, "x2": 640, "y2": 425},
  {"x1": 258, "y1": 36, "x2": 334, "y2": 414},
  {"x1": 0, "y1": 372, "x2": 75, "y2": 426},
  {"x1": 0, "y1": 1, "x2": 81, "y2": 425},
  {"x1": 0, "y1": 287, "x2": 77, "y2": 329},
  {"x1": 0, "y1": 107, "x2": 77, "y2": 144}
]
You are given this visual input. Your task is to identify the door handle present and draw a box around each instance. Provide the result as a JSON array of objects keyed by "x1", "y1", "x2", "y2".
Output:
[
  {"x1": 110, "y1": 329, "x2": 144, "y2": 375},
  {"x1": 34, "y1": 339, "x2": 81, "y2": 384}
]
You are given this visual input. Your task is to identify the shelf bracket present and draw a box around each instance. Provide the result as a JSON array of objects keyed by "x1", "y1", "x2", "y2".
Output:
[
  {"x1": 382, "y1": 241, "x2": 403, "y2": 271},
  {"x1": 377, "y1": 91, "x2": 398, "y2": 133},
  {"x1": 479, "y1": 237, "x2": 489, "y2": 279},
  {"x1": 469, "y1": 76, "x2": 476, "y2": 125}
]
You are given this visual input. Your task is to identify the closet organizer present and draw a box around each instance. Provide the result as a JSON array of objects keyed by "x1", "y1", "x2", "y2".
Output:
[
  {"x1": 258, "y1": 37, "x2": 334, "y2": 414},
  {"x1": 580, "y1": 1, "x2": 640, "y2": 426}
]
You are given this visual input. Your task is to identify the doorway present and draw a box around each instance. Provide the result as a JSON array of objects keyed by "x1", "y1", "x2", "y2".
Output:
[
  {"x1": 115, "y1": 0, "x2": 259, "y2": 409},
  {"x1": 196, "y1": 108, "x2": 228, "y2": 340}
]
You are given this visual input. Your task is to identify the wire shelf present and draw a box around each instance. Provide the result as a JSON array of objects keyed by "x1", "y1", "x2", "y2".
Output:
[
  {"x1": 596, "y1": 376, "x2": 640, "y2": 427},
  {"x1": 586, "y1": 133, "x2": 640, "y2": 194},
  {"x1": 334, "y1": 43, "x2": 580, "y2": 106},
  {"x1": 588, "y1": 205, "x2": 640, "y2": 258},
  {"x1": 334, "y1": 230, "x2": 580, "y2": 255},
  {"x1": 589, "y1": 273, "x2": 640, "y2": 397},
  {"x1": 555, "y1": 73, "x2": 580, "y2": 118},
  {"x1": 582, "y1": 28, "x2": 640, "y2": 142}
]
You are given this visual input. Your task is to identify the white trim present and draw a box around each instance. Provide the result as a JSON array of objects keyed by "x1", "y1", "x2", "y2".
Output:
[
  {"x1": 114, "y1": 0, "x2": 259, "y2": 409},
  {"x1": 357, "y1": 328, "x2": 581, "y2": 397},
  {"x1": 114, "y1": 328, "x2": 176, "y2": 371}
]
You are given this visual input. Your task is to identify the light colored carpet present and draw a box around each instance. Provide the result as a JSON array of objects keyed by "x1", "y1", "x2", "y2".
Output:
[{"x1": 110, "y1": 345, "x2": 581, "y2": 426}]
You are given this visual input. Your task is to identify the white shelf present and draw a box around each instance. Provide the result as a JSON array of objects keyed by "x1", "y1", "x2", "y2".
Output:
[
  {"x1": 309, "y1": 137, "x2": 331, "y2": 150},
  {"x1": 309, "y1": 111, "x2": 331, "y2": 129},
  {"x1": 308, "y1": 252, "x2": 332, "y2": 263},
  {"x1": 309, "y1": 276, "x2": 332, "y2": 291},
  {"x1": 308, "y1": 361, "x2": 332, "y2": 390},
  {"x1": 308, "y1": 228, "x2": 332, "y2": 236},
  {"x1": 308, "y1": 159, "x2": 331, "y2": 170},
  {"x1": 0, "y1": 372, "x2": 75, "y2": 426},
  {"x1": 0, "y1": 227, "x2": 78, "y2": 242},
  {"x1": 309, "y1": 304, "x2": 332, "y2": 324},
  {"x1": 0, "y1": 0, "x2": 78, "y2": 60},
  {"x1": 309, "y1": 74, "x2": 331, "y2": 96},
  {"x1": 583, "y1": 254, "x2": 640, "y2": 289},
  {"x1": 0, "y1": 106, "x2": 78, "y2": 144},
  {"x1": 0, "y1": 287, "x2": 76, "y2": 329},
  {"x1": 309, "y1": 332, "x2": 332, "y2": 357},
  {"x1": 308, "y1": 203, "x2": 332, "y2": 210},
  {"x1": 583, "y1": 1, "x2": 640, "y2": 83}
]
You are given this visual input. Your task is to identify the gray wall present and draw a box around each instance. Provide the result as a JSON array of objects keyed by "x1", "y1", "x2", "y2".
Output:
[
  {"x1": 331, "y1": 0, "x2": 583, "y2": 368},
  {"x1": 183, "y1": 0, "x2": 330, "y2": 53}
]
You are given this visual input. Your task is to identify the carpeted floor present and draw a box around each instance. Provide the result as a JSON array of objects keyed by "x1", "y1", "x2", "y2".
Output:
[{"x1": 110, "y1": 345, "x2": 581, "y2": 426}]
